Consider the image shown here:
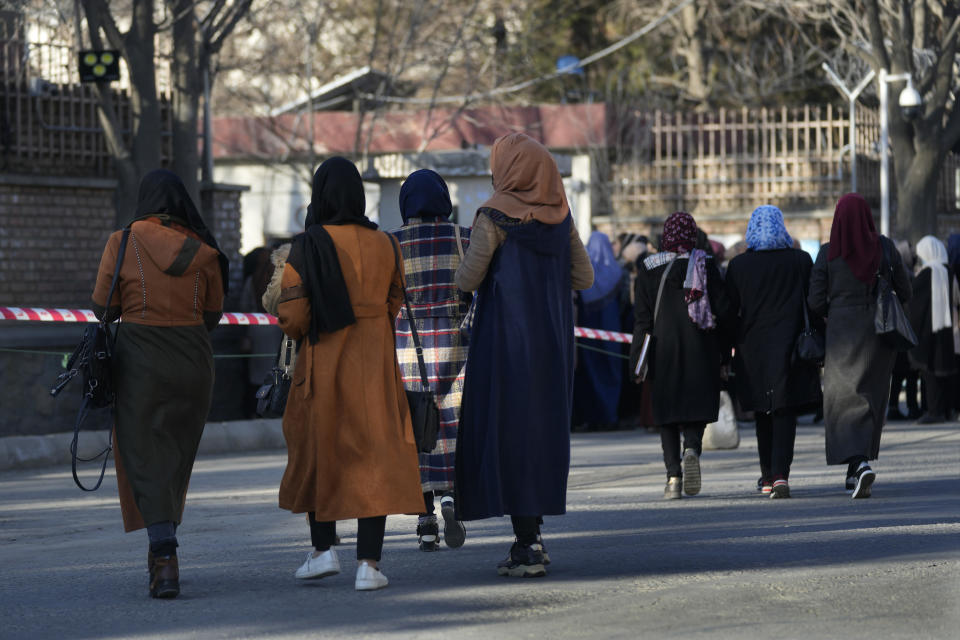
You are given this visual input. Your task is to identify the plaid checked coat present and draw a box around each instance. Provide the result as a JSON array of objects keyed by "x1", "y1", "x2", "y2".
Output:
[{"x1": 391, "y1": 218, "x2": 471, "y2": 492}]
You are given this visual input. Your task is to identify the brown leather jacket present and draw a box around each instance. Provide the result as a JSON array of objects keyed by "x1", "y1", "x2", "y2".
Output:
[{"x1": 92, "y1": 218, "x2": 224, "y2": 329}]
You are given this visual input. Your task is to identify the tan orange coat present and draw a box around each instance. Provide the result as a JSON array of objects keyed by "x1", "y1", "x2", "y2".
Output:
[{"x1": 276, "y1": 225, "x2": 423, "y2": 520}]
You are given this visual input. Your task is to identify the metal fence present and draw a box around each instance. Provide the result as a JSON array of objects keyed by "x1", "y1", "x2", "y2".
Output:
[{"x1": 609, "y1": 105, "x2": 957, "y2": 218}]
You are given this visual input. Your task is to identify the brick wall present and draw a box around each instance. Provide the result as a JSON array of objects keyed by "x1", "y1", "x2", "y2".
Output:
[
  {"x1": 0, "y1": 176, "x2": 116, "y2": 308},
  {"x1": 0, "y1": 176, "x2": 246, "y2": 308}
]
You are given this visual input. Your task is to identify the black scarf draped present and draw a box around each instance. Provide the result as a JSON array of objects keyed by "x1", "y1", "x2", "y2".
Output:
[
  {"x1": 131, "y1": 169, "x2": 230, "y2": 294},
  {"x1": 287, "y1": 156, "x2": 379, "y2": 343}
]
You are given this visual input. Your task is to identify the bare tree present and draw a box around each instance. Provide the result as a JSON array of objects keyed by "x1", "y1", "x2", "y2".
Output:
[
  {"x1": 78, "y1": 0, "x2": 251, "y2": 223},
  {"x1": 767, "y1": 0, "x2": 960, "y2": 239}
]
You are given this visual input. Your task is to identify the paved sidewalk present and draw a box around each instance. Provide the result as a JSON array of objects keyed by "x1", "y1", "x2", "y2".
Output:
[{"x1": 1, "y1": 419, "x2": 958, "y2": 639}]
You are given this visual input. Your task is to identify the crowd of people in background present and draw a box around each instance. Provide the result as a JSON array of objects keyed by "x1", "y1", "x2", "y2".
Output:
[{"x1": 93, "y1": 133, "x2": 959, "y2": 600}]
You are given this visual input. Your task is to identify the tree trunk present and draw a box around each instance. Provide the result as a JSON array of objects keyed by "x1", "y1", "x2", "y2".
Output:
[
  {"x1": 893, "y1": 144, "x2": 942, "y2": 242},
  {"x1": 171, "y1": 2, "x2": 202, "y2": 207},
  {"x1": 127, "y1": 0, "x2": 161, "y2": 183},
  {"x1": 680, "y1": 2, "x2": 709, "y2": 104}
]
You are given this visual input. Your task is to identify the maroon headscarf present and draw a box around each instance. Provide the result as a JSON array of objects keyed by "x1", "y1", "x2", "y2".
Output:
[
  {"x1": 662, "y1": 211, "x2": 698, "y2": 253},
  {"x1": 827, "y1": 193, "x2": 881, "y2": 284}
]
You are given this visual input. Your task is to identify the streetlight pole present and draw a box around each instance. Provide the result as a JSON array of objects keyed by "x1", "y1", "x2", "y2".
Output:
[
  {"x1": 878, "y1": 69, "x2": 914, "y2": 236},
  {"x1": 821, "y1": 63, "x2": 874, "y2": 193}
]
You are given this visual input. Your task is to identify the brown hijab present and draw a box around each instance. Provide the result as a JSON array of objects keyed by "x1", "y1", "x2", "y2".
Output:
[
  {"x1": 480, "y1": 133, "x2": 570, "y2": 225},
  {"x1": 827, "y1": 193, "x2": 881, "y2": 284}
]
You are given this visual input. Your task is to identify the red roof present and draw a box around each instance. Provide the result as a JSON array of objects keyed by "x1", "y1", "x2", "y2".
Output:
[{"x1": 213, "y1": 103, "x2": 608, "y2": 159}]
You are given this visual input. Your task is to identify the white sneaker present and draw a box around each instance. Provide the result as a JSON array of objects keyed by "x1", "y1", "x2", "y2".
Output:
[
  {"x1": 355, "y1": 561, "x2": 389, "y2": 591},
  {"x1": 294, "y1": 549, "x2": 340, "y2": 580}
]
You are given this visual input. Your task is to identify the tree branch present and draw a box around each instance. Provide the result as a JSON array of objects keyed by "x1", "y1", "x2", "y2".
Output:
[
  {"x1": 864, "y1": 0, "x2": 891, "y2": 70},
  {"x1": 81, "y1": 0, "x2": 126, "y2": 55}
]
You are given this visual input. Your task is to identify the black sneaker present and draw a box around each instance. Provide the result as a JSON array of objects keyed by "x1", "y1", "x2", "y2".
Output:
[
  {"x1": 417, "y1": 516, "x2": 440, "y2": 551},
  {"x1": 496, "y1": 541, "x2": 546, "y2": 578},
  {"x1": 845, "y1": 476, "x2": 856, "y2": 493},
  {"x1": 851, "y1": 462, "x2": 875, "y2": 499},
  {"x1": 439, "y1": 494, "x2": 466, "y2": 549}
]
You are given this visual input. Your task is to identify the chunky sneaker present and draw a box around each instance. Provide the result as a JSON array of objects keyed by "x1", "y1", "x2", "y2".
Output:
[
  {"x1": 851, "y1": 462, "x2": 876, "y2": 499},
  {"x1": 149, "y1": 553, "x2": 180, "y2": 599},
  {"x1": 439, "y1": 495, "x2": 466, "y2": 549},
  {"x1": 355, "y1": 561, "x2": 388, "y2": 591},
  {"x1": 845, "y1": 476, "x2": 856, "y2": 493},
  {"x1": 294, "y1": 548, "x2": 341, "y2": 580},
  {"x1": 496, "y1": 541, "x2": 546, "y2": 578},
  {"x1": 417, "y1": 515, "x2": 440, "y2": 552},
  {"x1": 757, "y1": 477, "x2": 773, "y2": 495},
  {"x1": 664, "y1": 476, "x2": 682, "y2": 500},
  {"x1": 770, "y1": 478, "x2": 791, "y2": 499},
  {"x1": 535, "y1": 535, "x2": 551, "y2": 566},
  {"x1": 682, "y1": 449, "x2": 701, "y2": 496}
]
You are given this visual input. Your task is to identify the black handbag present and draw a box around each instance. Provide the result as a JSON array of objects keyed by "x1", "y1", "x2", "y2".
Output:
[
  {"x1": 389, "y1": 235, "x2": 440, "y2": 453},
  {"x1": 50, "y1": 228, "x2": 130, "y2": 491},
  {"x1": 875, "y1": 238, "x2": 919, "y2": 351},
  {"x1": 256, "y1": 336, "x2": 295, "y2": 418},
  {"x1": 794, "y1": 253, "x2": 825, "y2": 366}
]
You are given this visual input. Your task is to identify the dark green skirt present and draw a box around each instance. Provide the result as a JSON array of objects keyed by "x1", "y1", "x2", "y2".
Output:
[{"x1": 113, "y1": 323, "x2": 213, "y2": 527}]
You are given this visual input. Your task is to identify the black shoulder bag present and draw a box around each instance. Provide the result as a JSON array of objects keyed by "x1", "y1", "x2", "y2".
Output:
[
  {"x1": 875, "y1": 237, "x2": 919, "y2": 351},
  {"x1": 50, "y1": 228, "x2": 130, "y2": 491},
  {"x1": 388, "y1": 235, "x2": 440, "y2": 453},
  {"x1": 256, "y1": 336, "x2": 295, "y2": 418},
  {"x1": 794, "y1": 252, "x2": 826, "y2": 365}
]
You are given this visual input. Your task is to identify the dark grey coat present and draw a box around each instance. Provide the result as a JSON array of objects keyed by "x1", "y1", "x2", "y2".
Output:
[
  {"x1": 629, "y1": 253, "x2": 733, "y2": 425},
  {"x1": 808, "y1": 236, "x2": 911, "y2": 465},
  {"x1": 725, "y1": 248, "x2": 821, "y2": 414}
]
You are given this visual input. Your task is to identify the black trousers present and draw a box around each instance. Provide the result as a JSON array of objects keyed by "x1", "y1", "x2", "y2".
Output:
[
  {"x1": 308, "y1": 513, "x2": 387, "y2": 561},
  {"x1": 890, "y1": 370, "x2": 920, "y2": 414},
  {"x1": 660, "y1": 422, "x2": 705, "y2": 478},
  {"x1": 510, "y1": 515, "x2": 541, "y2": 546},
  {"x1": 921, "y1": 371, "x2": 952, "y2": 418},
  {"x1": 755, "y1": 411, "x2": 797, "y2": 480}
]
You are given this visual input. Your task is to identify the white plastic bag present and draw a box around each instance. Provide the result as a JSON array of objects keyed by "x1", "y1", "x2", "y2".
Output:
[{"x1": 703, "y1": 391, "x2": 740, "y2": 450}]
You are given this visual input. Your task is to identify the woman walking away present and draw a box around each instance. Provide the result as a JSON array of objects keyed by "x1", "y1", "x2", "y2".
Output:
[
  {"x1": 908, "y1": 236, "x2": 957, "y2": 423},
  {"x1": 808, "y1": 193, "x2": 911, "y2": 498},
  {"x1": 455, "y1": 133, "x2": 593, "y2": 578},
  {"x1": 275, "y1": 157, "x2": 423, "y2": 591},
  {"x1": 725, "y1": 205, "x2": 821, "y2": 499},
  {"x1": 91, "y1": 169, "x2": 228, "y2": 599},
  {"x1": 888, "y1": 241, "x2": 922, "y2": 420},
  {"x1": 391, "y1": 169, "x2": 471, "y2": 552},
  {"x1": 630, "y1": 212, "x2": 732, "y2": 500},
  {"x1": 573, "y1": 231, "x2": 626, "y2": 430}
]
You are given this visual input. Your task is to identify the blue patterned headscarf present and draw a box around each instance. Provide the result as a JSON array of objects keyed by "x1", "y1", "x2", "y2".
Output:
[{"x1": 745, "y1": 205, "x2": 793, "y2": 251}]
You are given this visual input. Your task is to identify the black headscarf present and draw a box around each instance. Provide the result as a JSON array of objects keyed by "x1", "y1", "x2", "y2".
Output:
[
  {"x1": 399, "y1": 169, "x2": 452, "y2": 224},
  {"x1": 287, "y1": 157, "x2": 378, "y2": 343},
  {"x1": 132, "y1": 169, "x2": 230, "y2": 294}
]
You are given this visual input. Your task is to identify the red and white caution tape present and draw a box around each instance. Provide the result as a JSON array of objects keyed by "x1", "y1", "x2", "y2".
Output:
[{"x1": 1, "y1": 307, "x2": 633, "y2": 342}]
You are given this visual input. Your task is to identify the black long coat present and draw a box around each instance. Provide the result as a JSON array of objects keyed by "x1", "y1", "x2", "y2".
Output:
[
  {"x1": 907, "y1": 267, "x2": 957, "y2": 376},
  {"x1": 629, "y1": 253, "x2": 733, "y2": 425},
  {"x1": 725, "y1": 248, "x2": 821, "y2": 414},
  {"x1": 808, "y1": 236, "x2": 911, "y2": 464}
]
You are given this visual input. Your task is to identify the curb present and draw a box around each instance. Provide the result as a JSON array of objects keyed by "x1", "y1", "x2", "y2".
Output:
[{"x1": 0, "y1": 419, "x2": 285, "y2": 472}]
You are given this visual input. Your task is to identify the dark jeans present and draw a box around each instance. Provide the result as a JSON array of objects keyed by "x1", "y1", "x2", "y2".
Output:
[
  {"x1": 147, "y1": 520, "x2": 178, "y2": 556},
  {"x1": 308, "y1": 513, "x2": 387, "y2": 561},
  {"x1": 510, "y1": 515, "x2": 541, "y2": 546},
  {"x1": 660, "y1": 422, "x2": 705, "y2": 478},
  {"x1": 921, "y1": 371, "x2": 952, "y2": 418},
  {"x1": 755, "y1": 411, "x2": 797, "y2": 480}
]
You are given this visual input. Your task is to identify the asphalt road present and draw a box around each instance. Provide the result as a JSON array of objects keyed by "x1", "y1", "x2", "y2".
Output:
[{"x1": 1, "y1": 418, "x2": 958, "y2": 639}]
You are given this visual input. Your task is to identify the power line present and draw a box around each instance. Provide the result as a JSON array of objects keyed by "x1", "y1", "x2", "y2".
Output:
[{"x1": 359, "y1": 0, "x2": 695, "y2": 106}]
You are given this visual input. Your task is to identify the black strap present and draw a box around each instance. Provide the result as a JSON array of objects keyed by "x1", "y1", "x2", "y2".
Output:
[
  {"x1": 70, "y1": 228, "x2": 128, "y2": 492},
  {"x1": 795, "y1": 251, "x2": 812, "y2": 332},
  {"x1": 387, "y1": 235, "x2": 431, "y2": 390},
  {"x1": 70, "y1": 397, "x2": 113, "y2": 492},
  {"x1": 652, "y1": 257, "x2": 677, "y2": 329}
]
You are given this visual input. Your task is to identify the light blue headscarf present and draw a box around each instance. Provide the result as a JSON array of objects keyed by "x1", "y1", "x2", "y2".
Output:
[
  {"x1": 745, "y1": 205, "x2": 793, "y2": 251},
  {"x1": 581, "y1": 231, "x2": 624, "y2": 305}
]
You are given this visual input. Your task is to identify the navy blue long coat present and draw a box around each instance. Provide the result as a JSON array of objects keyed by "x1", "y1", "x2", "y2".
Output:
[{"x1": 455, "y1": 210, "x2": 575, "y2": 520}]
